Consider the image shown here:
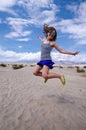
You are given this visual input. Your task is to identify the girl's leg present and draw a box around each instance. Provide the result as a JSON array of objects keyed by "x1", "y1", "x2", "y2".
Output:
[
  {"x1": 33, "y1": 65, "x2": 66, "y2": 85},
  {"x1": 42, "y1": 65, "x2": 66, "y2": 85},
  {"x1": 47, "y1": 72, "x2": 66, "y2": 85},
  {"x1": 41, "y1": 65, "x2": 50, "y2": 83},
  {"x1": 33, "y1": 65, "x2": 42, "y2": 77},
  {"x1": 42, "y1": 65, "x2": 61, "y2": 79}
]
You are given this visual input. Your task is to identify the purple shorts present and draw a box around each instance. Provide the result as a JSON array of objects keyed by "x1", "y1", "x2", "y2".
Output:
[{"x1": 37, "y1": 60, "x2": 54, "y2": 69}]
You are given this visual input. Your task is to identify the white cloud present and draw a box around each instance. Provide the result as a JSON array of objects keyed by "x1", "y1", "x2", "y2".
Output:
[
  {"x1": 18, "y1": 0, "x2": 59, "y2": 26},
  {"x1": 5, "y1": 17, "x2": 32, "y2": 41},
  {"x1": 18, "y1": 46, "x2": 22, "y2": 48},
  {"x1": 56, "y1": 2, "x2": 86, "y2": 45},
  {"x1": 0, "y1": 19, "x2": 2, "y2": 24},
  {"x1": 4, "y1": 0, "x2": 59, "y2": 41},
  {"x1": 1, "y1": 0, "x2": 86, "y2": 46},
  {"x1": 37, "y1": 10, "x2": 56, "y2": 25},
  {"x1": 67, "y1": 2, "x2": 86, "y2": 22},
  {"x1": 0, "y1": 0, "x2": 17, "y2": 15},
  {"x1": 52, "y1": 52, "x2": 86, "y2": 63},
  {"x1": 0, "y1": 47, "x2": 86, "y2": 63},
  {"x1": 19, "y1": 0, "x2": 55, "y2": 9},
  {"x1": 0, "y1": 47, "x2": 40, "y2": 62},
  {"x1": 16, "y1": 1, "x2": 86, "y2": 45},
  {"x1": 17, "y1": 38, "x2": 30, "y2": 42},
  {"x1": 0, "y1": 0, "x2": 16, "y2": 8}
]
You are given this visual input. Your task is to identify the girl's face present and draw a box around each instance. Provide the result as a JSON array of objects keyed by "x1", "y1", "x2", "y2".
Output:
[{"x1": 47, "y1": 32, "x2": 54, "y2": 41}]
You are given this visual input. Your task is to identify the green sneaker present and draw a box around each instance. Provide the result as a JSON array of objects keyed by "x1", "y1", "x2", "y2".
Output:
[
  {"x1": 44, "y1": 79, "x2": 48, "y2": 83},
  {"x1": 61, "y1": 76, "x2": 66, "y2": 86}
]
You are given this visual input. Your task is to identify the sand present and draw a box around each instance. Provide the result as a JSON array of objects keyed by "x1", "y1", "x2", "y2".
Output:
[{"x1": 0, "y1": 64, "x2": 86, "y2": 130}]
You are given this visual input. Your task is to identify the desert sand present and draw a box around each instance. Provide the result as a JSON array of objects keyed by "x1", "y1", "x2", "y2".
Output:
[{"x1": 0, "y1": 63, "x2": 86, "y2": 130}]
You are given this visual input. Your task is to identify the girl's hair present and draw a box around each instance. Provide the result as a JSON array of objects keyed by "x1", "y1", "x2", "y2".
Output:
[{"x1": 43, "y1": 24, "x2": 57, "y2": 41}]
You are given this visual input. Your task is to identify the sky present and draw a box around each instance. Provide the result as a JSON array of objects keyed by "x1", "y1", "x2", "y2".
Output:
[{"x1": 0, "y1": 0, "x2": 86, "y2": 63}]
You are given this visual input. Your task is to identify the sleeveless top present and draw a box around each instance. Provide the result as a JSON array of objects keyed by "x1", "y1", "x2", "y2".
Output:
[{"x1": 41, "y1": 43, "x2": 53, "y2": 60}]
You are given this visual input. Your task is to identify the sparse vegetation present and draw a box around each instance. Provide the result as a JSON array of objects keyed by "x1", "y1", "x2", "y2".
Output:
[
  {"x1": 83, "y1": 66, "x2": 86, "y2": 68},
  {"x1": 59, "y1": 65, "x2": 63, "y2": 69},
  {"x1": 67, "y1": 66, "x2": 74, "y2": 69},
  {"x1": 30, "y1": 64, "x2": 35, "y2": 67},
  {"x1": 12, "y1": 64, "x2": 24, "y2": 70},
  {"x1": 76, "y1": 66, "x2": 85, "y2": 73},
  {"x1": 0, "y1": 64, "x2": 7, "y2": 67}
]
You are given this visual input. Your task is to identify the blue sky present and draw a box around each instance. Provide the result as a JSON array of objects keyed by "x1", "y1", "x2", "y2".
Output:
[{"x1": 0, "y1": 0, "x2": 86, "y2": 63}]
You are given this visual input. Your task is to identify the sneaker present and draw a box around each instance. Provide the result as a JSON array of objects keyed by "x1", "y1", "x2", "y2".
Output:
[
  {"x1": 61, "y1": 75, "x2": 66, "y2": 86},
  {"x1": 44, "y1": 79, "x2": 48, "y2": 83}
]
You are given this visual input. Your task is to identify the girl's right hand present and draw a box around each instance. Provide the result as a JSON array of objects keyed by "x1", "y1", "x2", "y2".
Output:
[{"x1": 38, "y1": 35, "x2": 44, "y2": 42}]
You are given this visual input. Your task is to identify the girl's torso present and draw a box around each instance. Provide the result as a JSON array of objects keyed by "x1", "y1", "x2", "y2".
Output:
[{"x1": 41, "y1": 40, "x2": 53, "y2": 60}]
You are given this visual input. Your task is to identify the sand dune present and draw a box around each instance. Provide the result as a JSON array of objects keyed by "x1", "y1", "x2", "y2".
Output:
[{"x1": 0, "y1": 64, "x2": 86, "y2": 130}]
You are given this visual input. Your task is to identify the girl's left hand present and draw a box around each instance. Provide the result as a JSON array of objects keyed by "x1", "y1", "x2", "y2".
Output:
[{"x1": 73, "y1": 51, "x2": 80, "y2": 56}]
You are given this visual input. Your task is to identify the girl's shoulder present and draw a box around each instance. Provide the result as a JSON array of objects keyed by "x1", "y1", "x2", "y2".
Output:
[{"x1": 50, "y1": 41, "x2": 56, "y2": 47}]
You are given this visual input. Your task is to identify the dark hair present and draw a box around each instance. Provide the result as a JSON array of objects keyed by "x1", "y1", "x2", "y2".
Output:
[{"x1": 43, "y1": 24, "x2": 57, "y2": 41}]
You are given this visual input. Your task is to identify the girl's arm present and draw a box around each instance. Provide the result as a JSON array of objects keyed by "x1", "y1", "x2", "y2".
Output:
[
  {"x1": 52, "y1": 42, "x2": 80, "y2": 56},
  {"x1": 38, "y1": 35, "x2": 44, "y2": 42}
]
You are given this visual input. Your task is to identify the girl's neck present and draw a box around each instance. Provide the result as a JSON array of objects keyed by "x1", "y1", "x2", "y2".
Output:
[
  {"x1": 43, "y1": 38, "x2": 50, "y2": 44},
  {"x1": 46, "y1": 37, "x2": 53, "y2": 42}
]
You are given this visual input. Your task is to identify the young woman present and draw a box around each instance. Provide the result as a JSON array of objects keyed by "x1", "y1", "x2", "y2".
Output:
[{"x1": 33, "y1": 24, "x2": 79, "y2": 85}]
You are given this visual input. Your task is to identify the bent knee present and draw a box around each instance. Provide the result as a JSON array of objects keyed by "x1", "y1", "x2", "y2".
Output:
[
  {"x1": 42, "y1": 73, "x2": 48, "y2": 79},
  {"x1": 33, "y1": 71, "x2": 38, "y2": 76}
]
